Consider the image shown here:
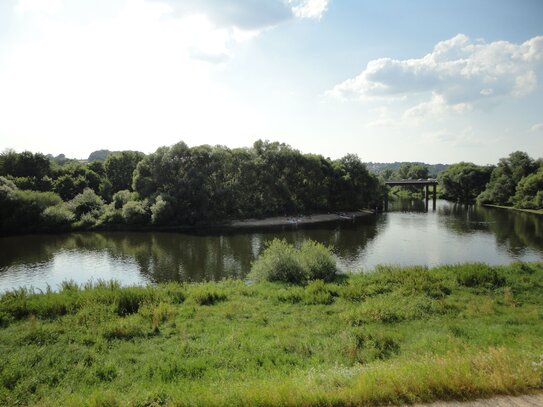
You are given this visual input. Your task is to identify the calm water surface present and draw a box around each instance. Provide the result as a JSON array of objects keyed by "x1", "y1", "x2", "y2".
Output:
[{"x1": 0, "y1": 200, "x2": 542, "y2": 291}]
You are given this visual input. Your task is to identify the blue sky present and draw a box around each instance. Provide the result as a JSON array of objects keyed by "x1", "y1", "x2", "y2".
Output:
[{"x1": 0, "y1": 0, "x2": 542, "y2": 164}]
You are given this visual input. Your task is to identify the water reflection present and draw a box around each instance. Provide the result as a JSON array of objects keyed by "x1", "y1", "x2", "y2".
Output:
[{"x1": 0, "y1": 200, "x2": 541, "y2": 291}]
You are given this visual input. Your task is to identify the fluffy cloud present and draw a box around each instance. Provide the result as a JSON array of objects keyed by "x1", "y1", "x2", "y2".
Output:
[
  {"x1": 530, "y1": 123, "x2": 543, "y2": 133},
  {"x1": 290, "y1": 0, "x2": 329, "y2": 19},
  {"x1": 329, "y1": 34, "x2": 543, "y2": 106}
]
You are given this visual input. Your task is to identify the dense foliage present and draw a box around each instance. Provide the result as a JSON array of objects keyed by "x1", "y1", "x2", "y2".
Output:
[
  {"x1": 477, "y1": 151, "x2": 542, "y2": 209},
  {"x1": 438, "y1": 162, "x2": 493, "y2": 203},
  {"x1": 0, "y1": 262, "x2": 542, "y2": 405},
  {"x1": 0, "y1": 141, "x2": 382, "y2": 234}
]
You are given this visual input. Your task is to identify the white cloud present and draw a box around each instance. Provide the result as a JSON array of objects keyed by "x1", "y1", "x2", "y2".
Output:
[
  {"x1": 328, "y1": 34, "x2": 543, "y2": 106},
  {"x1": 290, "y1": 0, "x2": 330, "y2": 19},
  {"x1": 530, "y1": 123, "x2": 543, "y2": 132},
  {"x1": 403, "y1": 93, "x2": 472, "y2": 125},
  {"x1": 15, "y1": 0, "x2": 63, "y2": 15}
]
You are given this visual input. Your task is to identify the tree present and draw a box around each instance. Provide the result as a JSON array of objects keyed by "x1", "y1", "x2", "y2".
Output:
[
  {"x1": 477, "y1": 151, "x2": 538, "y2": 205},
  {"x1": 439, "y1": 163, "x2": 493, "y2": 203},
  {"x1": 105, "y1": 151, "x2": 145, "y2": 192},
  {"x1": 513, "y1": 167, "x2": 543, "y2": 209}
]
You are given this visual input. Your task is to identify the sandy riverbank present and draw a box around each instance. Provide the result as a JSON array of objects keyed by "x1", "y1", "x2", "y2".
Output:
[{"x1": 222, "y1": 210, "x2": 375, "y2": 230}]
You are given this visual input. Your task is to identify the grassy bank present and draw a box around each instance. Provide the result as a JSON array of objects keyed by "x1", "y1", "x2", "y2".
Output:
[
  {"x1": 1, "y1": 262, "x2": 543, "y2": 406},
  {"x1": 483, "y1": 204, "x2": 543, "y2": 215}
]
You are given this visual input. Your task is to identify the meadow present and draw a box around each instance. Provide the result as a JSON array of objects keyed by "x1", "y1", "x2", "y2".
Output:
[{"x1": 1, "y1": 260, "x2": 542, "y2": 406}]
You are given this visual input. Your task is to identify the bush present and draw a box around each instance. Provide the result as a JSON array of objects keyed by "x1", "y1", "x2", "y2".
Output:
[
  {"x1": 249, "y1": 239, "x2": 306, "y2": 284},
  {"x1": 150, "y1": 195, "x2": 174, "y2": 225},
  {"x1": 513, "y1": 168, "x2": 543, "y2": 209},
  {"x1": 69, "y1": 188, "x2": 105, "y2": 220},
  {"x1": 112, "y1": 189, "x2": 138, "y2": 209},
  {"x1": 122, "y1": 200, "x2": 149, "y2": 225},
  {"x1": 299, "y1": 240, "x2": 337, "y2": 282},
  {"x1": 250, "y1": 239, "x2": 338, "y2": 284},
  {"x1": 41, "y1": 204, "x2": 74, "y2": 228}
]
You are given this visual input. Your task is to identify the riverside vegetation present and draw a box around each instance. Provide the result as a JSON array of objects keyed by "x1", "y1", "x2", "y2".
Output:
[
  {"x1": 1, "y1": 240, "x2": 542, "y2": 406},
  {"x1": 2, "y1": 143, "x2": 542, "y2": 236}
]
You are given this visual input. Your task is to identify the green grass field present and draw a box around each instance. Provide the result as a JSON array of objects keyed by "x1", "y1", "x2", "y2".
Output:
[{"x1": 1, "y1": 262, "x2": 543, "y2": 406}]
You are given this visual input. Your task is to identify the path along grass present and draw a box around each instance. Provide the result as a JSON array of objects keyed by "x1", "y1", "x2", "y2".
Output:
[{"x1": 1, "y1": 262, "x2": 542, "y2": 406}]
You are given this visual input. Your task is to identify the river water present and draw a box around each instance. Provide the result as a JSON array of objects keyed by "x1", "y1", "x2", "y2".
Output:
[{"x1": 0, "y1": 200, "x2": 541, "y2": 292}]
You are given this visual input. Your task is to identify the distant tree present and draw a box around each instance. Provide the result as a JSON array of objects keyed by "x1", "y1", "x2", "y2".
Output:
[
  {"x1": 438, "y1": 163, "x2": 493, "y2": 203},
  {"x1": 87, "y1": 161, "x2": 106, "y2": 176},
  {"x1": 477, "y1": 151, "x2": 538, "y2": 205},
  {"x1": 54, "y1": 175, "x2": 87, "y2": 200},
  {"x1": 0, "y1": 150, "x2": 51, "y2": 179},
  {"x1": 513, "y1": 167, "x2": 543, "y2": 209},
  {"x1": 88, "y1": 150, "x2": 111, "y2": 161}
]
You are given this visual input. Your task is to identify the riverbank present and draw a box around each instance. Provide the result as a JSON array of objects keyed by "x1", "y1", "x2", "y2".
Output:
[
  {"x1": 483, "y1": 204, "x2": 543, "y2": 215},
  {"x1": 223, "y1": 210, "x2": 374, "y2": 231},
  {"x1": 1, "y1": 262, "x2": 542, "y2": 406}
]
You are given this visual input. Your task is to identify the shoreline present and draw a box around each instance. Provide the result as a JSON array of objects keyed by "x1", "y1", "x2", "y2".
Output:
[
  {"x1": 482, "y1": 204, "x2": 543, "y2": 215},
  {"x1": 0, "y1": 210, "x2": 376, "y2": 237}
]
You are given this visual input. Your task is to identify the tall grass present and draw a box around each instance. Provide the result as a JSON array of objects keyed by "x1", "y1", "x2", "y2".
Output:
[{"x1": 0, "y1": 262, "x2": 542, "y2": 406}]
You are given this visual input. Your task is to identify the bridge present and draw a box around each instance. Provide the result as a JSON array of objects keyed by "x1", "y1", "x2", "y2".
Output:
[{"x1": 384, "y1": 179, "x2": 438, "y2": 211}]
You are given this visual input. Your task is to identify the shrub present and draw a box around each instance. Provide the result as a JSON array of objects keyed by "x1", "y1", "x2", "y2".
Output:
[
  {"x1": 299, "y1": 240, "x2": 337, "y2": 282},
  {"x1": 122, "y1": 200, "x2": 149, "y2": 225},
  {"x1": 112, "y1": 189, "x2": 137, "y2": 209},
  {"x1": 41, "y1": 204, "x2": 74, "y2": 228},
  {"x1": 249, "y1": 239, "x2": 306, "y2": 284},
  {"x1": 69, "y1": 188, "x2": 105, "y2": 220},
  {"x1": 150, "y1": 194, "x2": 174, "y2": 225},
  {"x1": 513, "y1": 168, "x2": 543, "y2": 209},
  {"x1": 250, "y1": 239, "x2": 338, "y2": 284}
]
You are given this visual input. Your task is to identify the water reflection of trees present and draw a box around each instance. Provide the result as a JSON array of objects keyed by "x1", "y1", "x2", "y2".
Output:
[
  {"x1": 0, "y1": 218, "x2": 381, "y2": 283},
  {"x1": 438, "y1": 203, "x2": 543, "y2": 256}
]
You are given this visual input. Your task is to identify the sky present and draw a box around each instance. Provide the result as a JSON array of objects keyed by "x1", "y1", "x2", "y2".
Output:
[{"x1": 0, "y1": 0, "x2": 542, "y2": 164}]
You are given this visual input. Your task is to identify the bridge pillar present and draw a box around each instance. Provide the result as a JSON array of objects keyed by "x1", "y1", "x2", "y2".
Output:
[{"x1": 432, "y1": 184, "x2": 437, "y2": 211}]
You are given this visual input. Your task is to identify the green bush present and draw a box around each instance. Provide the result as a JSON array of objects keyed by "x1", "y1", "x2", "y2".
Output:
[
  {"x1": 112, "y1": 189, "x2": 138, "y2": 209},
  {"x1": 150, "y1": 195, "x2": 174, "y2": 225},
  {"x1": 299, "y1": 240, "x2": 337, "y2": 282},
  {"x1": 122, "y1": 200, "x2": 149, "y2": 225},
  {"x1": 250, "y1": 239, "x2": 306, "y2": 284},
  {"x1": 69, "y1": 188, "x2": 105, "y2": 220},
  {"x1": 250, "y1": 239, "x2": 338, "y2": 284},
  {"x1": 41, "y1": 204, "x2": 74, "y2": 227},
  {"x1": 513, "y1": 168, "x2": 543, "y2": 209}
]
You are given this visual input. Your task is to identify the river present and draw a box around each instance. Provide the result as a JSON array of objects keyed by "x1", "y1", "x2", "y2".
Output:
[{"x1": 0, "y1": 199, "x2": 541, "y2": 292}]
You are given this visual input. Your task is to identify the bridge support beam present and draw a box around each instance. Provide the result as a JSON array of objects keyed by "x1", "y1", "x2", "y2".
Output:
[
  {"x1": 433, "y1": 184, "x2": 437, "y2": 211},
  {"x1": 425, "y1": 185, "x2": 429, "y2": 212}
]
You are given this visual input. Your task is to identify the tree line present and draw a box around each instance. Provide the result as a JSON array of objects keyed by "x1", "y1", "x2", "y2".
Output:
[
  {"x1": 438, "y1": 151, "x2": 542, "y2": 209},
  {"x1": 0, "y1": 141, "x2": 382, "y2": 234}
]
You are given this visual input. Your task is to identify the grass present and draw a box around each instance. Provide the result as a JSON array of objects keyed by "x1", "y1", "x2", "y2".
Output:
[
  {"x1": 1, "y1": 262, "x2": 543, "y2": 406},
  {"x1": 483, "y1": 204, "x2": 543, "y2": 215}
]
